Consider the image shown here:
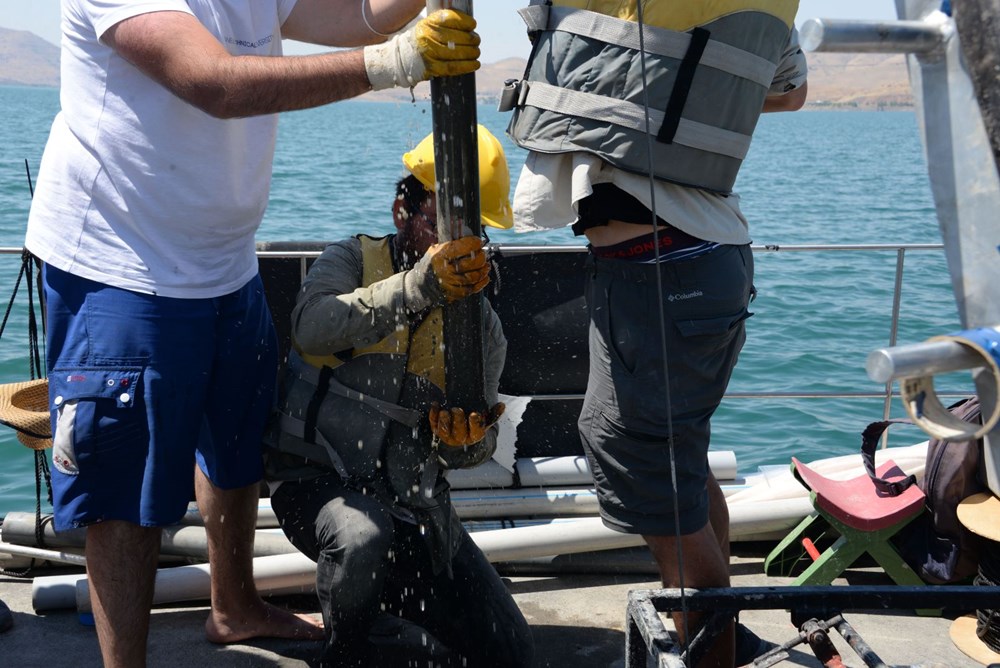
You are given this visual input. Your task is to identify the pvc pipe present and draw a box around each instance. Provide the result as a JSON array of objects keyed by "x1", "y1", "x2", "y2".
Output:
[
  {"x1": 33, "y1": 553, "x2": 317, "y2": 613},
  {"x1": 472, "y1": 517, "x2": 643, "y2": 562},
  {"x1": 514, "y1": 456, "x2": 592, "y2": 488},
  {"x1": 0, "y1": 540, "x2": 86, "y2": 566},
  {"x1": 31, "y1": 573, "x2": 87, "y2": 612},
  {"x1": 181, "y1": 502, "x2": 280, "y2": 529},
  {"x1": 452, "y1": 487, "x2": 598, "y2": 518},
  {"x1": 469, "y1": 498, "x2": 812, "y2": 562},
  {"x1": 74, "y1": 553, "x2": 317, "y2": 613},
  {"x1": 448, "y1": 451, "x2": 739, "y2": 490},
  {"x1": 33, "y1": 492, "x2": 814, "y2": 612},
  {"x1": 495, "y1": 547, "x2": 659, "y2": 576},
  {"x1": 2, "y1": 513, "x2": 298, "y2": 559},
  {"x1": 447, "y1": 460, "x2": 515, "y2": 488}
]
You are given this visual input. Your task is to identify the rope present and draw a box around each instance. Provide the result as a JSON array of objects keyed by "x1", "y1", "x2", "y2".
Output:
[
  {"x1": 0, "y1": 164, "x2": 52, "y2": 578},
  {"x1": 974, "y1": 542, "x2": 1000, "y2": 653},
  {"x1": 0, "y1": 250, "x2": 53, "y2": 576}
]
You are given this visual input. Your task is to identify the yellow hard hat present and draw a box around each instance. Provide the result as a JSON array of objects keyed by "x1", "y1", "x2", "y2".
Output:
[{"x1": 401, "y1": 125, "x2": 514, "y2": 230}]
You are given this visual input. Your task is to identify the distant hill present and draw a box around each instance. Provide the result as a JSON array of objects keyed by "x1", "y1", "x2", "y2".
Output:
[
  {"x1": 804, "y1": 53, "x2": 912, "y2": 110},
  {"x1": 366, "y1": 54, "x2": 913, "y2": 110},
  {"x1": 0, "y1": 27, "x2": 59, "y2": 87},
  {"x1": 0, "y1": 26, "x2": 912, "y2": 110}
]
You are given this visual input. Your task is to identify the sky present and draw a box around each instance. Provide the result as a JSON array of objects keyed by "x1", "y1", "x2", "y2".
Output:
[{"x1": 1, "y1": 1, "x2": 898, "y2": 64}]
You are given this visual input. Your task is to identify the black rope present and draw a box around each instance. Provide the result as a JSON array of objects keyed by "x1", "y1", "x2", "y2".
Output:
[
  {"x1": 0, "y1": 249, "x2": 53, "y2": 575},
  {"x1": 0, "y1": 254, "x2": 28, "y2": 342},
  {"x1": 974, "y1": 542, "x2": 1000, "y2": 653},
  {"x1": 24, "y1": 251, "x2": 44, "y2": 380}
]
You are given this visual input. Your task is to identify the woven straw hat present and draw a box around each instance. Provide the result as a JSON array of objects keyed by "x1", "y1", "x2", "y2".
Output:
[{"x1": 0, "y1": 378, "x2": 52, "y2": 450}]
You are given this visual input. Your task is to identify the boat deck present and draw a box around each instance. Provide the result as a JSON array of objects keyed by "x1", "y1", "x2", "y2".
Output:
[{"x1": 0, "y1": 542, "x2": 983, "y2": 667}]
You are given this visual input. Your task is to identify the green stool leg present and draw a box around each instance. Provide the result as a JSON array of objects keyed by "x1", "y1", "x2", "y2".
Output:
[
  {"x1": 765, "y1": 512, "x2": 833, "y2": 577},
  {"x1": 867, "y1": 539, "x2": 940, "y2": 617},
  {"x1": 791, "y1": 534, "x2": 866, "y2": 586}
]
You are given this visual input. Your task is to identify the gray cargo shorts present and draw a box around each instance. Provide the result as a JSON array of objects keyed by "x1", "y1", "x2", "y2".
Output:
[{"x1": 578, "y1": 244, "x2": 754, "y2": 536}]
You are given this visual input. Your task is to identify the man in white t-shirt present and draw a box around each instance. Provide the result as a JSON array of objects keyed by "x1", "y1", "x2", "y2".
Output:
[{"x1": 26, "y1": 2, "x2": 480, "y2": 666}]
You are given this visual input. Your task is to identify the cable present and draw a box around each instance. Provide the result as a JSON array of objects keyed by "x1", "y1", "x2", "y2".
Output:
[{"x1": 633, "y1": 1, "x2": 690, "y2": 659}]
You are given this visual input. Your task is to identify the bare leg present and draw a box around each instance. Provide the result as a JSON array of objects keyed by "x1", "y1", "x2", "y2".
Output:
[
  {"x1": 644, "y1": 523, "x2": 735, "y2": 668},
  {"x1": 707, "y1": 473, "x2": 730, "y2": 561},
  {"x1": 87, "y1": 520, "x2": 161, "y2": 668},
  {"x1": 195, "y1": 466, "x2": 323, "y2": 643}
]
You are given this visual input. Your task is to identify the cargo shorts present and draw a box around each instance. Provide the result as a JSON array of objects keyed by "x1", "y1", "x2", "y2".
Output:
[
  {"x1": 578, "y1": 244, "x2": 754, "y2": 536},
  {"x1": 44, "y1": 265, "x2": 278, "y2": 531}
]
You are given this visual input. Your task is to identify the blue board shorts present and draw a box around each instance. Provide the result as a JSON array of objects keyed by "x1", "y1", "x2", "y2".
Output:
[
  {"x1": 43, "y1": 265, "x2": 278, "y2": 531},
  {"x1": 578, "y1": 244, "x2": 754, "y2": 536}
]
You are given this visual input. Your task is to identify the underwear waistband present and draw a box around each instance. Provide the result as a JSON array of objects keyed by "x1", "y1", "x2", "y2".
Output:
[{"x1": 590, "y1": 227, "x2": 705, "y2": 262}]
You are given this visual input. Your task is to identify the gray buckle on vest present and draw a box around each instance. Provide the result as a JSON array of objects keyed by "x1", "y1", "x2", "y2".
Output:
[
  {"x1": 498, "y1": 79, "x2": 525, "y2": 112},
  {"x1": 518, "y1": 3, "x2": 550, "y2": 34}
]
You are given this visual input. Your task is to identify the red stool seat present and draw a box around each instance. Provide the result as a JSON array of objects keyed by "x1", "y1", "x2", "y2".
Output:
[{"x1": 792, "y1": 457, "x2": 926, "y2": 531}]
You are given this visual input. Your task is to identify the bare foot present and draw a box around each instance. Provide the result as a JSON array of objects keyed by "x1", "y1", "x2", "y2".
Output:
[{"x1": 205, "y1": 599, "x2": 325, "y2": 644}]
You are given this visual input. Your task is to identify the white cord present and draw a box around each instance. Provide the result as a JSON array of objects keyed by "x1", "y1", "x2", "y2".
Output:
[{"x1": 361, "y1": 0, "x2": 393, "y2": 38}]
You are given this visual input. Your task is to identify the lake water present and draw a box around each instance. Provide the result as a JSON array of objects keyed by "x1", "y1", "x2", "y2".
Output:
[{"x1": 0, "y1": 85, "x2": 960, "y2": 518}]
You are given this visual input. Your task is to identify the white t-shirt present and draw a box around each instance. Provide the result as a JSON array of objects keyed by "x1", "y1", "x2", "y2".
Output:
[
  {"x1": 26, "y1": 0, "x2": 298, "y2": 298},
  {"x1": 512, "y1": 27, "x2": 809, "y2": 245}
]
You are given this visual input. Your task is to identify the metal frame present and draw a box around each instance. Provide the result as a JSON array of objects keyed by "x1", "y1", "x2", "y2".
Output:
[{"x1": 624, "y1": 585, "x2": 1000, "y2": 667}]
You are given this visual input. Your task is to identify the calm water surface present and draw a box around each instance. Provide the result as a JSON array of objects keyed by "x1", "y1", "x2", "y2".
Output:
[{"x1": 0, "y1": 86, "x2": 958, "y2": 517}]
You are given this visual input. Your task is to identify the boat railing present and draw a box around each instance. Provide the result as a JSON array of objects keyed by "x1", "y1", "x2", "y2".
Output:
[
  {"x1": 0, "y1": 241, "x2": 963, "y2": 452},
  {"x1": 0, "y1": 241, "x2": 958, "y2": 445}
]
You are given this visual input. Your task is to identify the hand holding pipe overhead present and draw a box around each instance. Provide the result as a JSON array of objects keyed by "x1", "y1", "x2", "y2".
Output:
[{"x1": 867, "y1": 326, "x2": 1000, "y2": 441}]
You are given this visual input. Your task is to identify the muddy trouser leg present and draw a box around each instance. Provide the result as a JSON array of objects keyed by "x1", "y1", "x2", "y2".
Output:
[
  {"x1": 270, "y1": 476, "x2": 395, "y2": 667},
  {"x1": 384, "y1": 524, "x2": 536, "y2": 668}
]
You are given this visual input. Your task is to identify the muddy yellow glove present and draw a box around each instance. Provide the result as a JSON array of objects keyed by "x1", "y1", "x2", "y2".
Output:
[
  {"x1": 415, "y1": 235, "x2": 490, "y2": 303},
  {"x1": 363, "y1": 9, "x2": 480, "y2": 91},
  {"x1": 429, "y1": 402, "x2": 505, "y2": 447}
]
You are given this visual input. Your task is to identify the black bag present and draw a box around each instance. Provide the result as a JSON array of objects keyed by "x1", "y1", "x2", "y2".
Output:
[{"x1": 860, "y1": 397, "x2": 987, "y2": 584}]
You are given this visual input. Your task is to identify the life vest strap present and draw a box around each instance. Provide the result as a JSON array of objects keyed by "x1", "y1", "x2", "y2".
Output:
[
  {"x1": 518, "y1": 4, "x2": 777, "y2": 87},
  {"x1": 289, "y1": 350, "x2": 423, "y2": 429},
  {"x1": 276, "y1": 412, "x2": 350, "y2": 479},
  {"x1": 659, "y1": 26, "x2": 711, "y2": 144},
  {"x1": 521, "y1": 81, "x2": 753, "y2": 159}
]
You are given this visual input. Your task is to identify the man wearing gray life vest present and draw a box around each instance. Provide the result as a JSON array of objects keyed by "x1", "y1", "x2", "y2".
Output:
[
  {"x1": 503, "y1": 1, "x2": 808, "y2": 666},
  {"x1": 264, "y1": 127, "x2": 534, "y2": 668}
]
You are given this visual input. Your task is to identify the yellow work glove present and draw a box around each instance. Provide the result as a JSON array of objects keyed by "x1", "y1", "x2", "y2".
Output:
[
  {"x1": 429, "y1": 402, "x2": 505, "y2": 447},
  {"x1": 421, "y1": 235, "x2": 490, "y2": 302},
  {"x1": 363, "y1": 9, "x2": 480, "y2": 91}
]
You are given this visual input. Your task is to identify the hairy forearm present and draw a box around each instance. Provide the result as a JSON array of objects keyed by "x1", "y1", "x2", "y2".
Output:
[
  {"x1": 105, "y1": 10, "x2": 381, "y2": 119},
  {"x1": 184, "y1": 49, "x2": 372, "y2": 118}
]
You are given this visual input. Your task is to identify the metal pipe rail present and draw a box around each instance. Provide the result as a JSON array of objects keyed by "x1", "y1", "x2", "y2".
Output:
[
  {"x1": 800, "y1": 17, "x2": 950, "y2": 55},
  {"x1": 867, "y1": 338, "x2": 986, "y2": 384}
]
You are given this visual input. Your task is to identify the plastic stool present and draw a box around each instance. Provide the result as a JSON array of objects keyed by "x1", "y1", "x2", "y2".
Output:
[{"x1": 765, "y1": 457, "x2": 927, "y2": 589}]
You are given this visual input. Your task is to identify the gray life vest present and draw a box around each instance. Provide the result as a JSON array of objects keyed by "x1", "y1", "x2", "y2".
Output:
[
  {"x1": 265, "y1": 236, "x2": 445, "y2": 500},
  {"x1": 500, "y1": 2, "x2": 796, "y2": 194}
]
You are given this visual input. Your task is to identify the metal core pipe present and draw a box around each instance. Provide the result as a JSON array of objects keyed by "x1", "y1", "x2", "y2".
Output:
[{"x1": 800, "y1": 17, "x2": 948, "y2": 54}]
